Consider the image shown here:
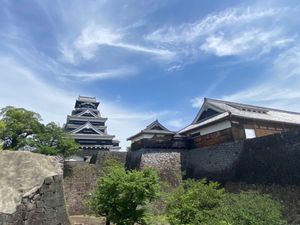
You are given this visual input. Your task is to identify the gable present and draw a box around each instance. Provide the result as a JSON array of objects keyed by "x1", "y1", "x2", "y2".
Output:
[
  {"x1": 70, "y1": 122, "x2": 104, "y2": 135},
  {"x1": 146, "y1": 120, "x2": 170, "y2": 131},
  {"x1": 81, "y1": 112, "x2": 96, "y2": 117},
  {"x1": 76, "y1": 109, "x2": 98, "y2": 118},
  {"x1": 77, "y1": 128, "x2": 99, "y2": 134},
  {"x1": 150, "y1": 125, "x2": 164, "y2": 130},
  {"x1": 192, "y1": 100, "x2": 224, "y2": 124},
  {"x1": 196, "y1": 108, "x2": 219, "y2": 123}
]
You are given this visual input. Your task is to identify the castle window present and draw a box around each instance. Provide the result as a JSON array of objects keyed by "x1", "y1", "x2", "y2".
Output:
[{"x1": 245, "y1": 128, "x2": 256, "y2": 139}]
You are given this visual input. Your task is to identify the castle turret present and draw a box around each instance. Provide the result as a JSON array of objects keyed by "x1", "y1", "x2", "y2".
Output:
[{"x1": 64, "y1": 96, "x2": 120, "y2": 159}]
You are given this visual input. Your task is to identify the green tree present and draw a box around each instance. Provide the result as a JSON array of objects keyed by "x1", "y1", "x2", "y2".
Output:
[
  {"x1": 211, "y1": 191, "x2": 287, "y2": 225},
  {"x1": 166, "y1": 179, "x2": 224, "y2": 225},
  {"x1": 0, "y1": 106, "x2": 79, "y2": 157},
  {"x1": 0, "y1": 106, "x2": 42, "y2": 149},
  {"x1": 88, "y1": 163, "x2": 160, "y2": 225},
  {"x1": 30, "y1": 122, "x2": 79, "y2": 157}
]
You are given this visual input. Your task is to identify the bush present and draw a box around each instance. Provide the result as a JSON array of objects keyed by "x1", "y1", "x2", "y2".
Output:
[
  {"x1": 166, "y1": 179, "x2": 287, "y2": 225},
  {"x1": 211, "y1": 191, "x2": 287, "y2": 225},
  {"x1": 88, "y1": 163, "x2": 160, "y2": 225},
  {"x1": 166, "y1": 179, "x2": 224, "y2": 225}
]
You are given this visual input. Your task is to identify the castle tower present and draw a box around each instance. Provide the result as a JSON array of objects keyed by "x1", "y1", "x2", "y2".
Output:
[{"x1": 64, "y1": 96, "x2": 120, "y2": 157}]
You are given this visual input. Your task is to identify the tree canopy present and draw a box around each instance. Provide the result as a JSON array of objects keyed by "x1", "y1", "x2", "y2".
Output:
[
  {"x1": 0, "y1": 106, "x2": 79, "y2": 157},
  {"x1": 88, "y1": 162, "x2": 160, "y2": 225}
]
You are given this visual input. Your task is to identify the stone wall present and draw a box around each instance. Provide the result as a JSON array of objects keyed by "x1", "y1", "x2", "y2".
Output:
[
  {"x1": 0, "y1": 151, "x2": 70, "y2": 225},
  {"x1": 63, "y1": 162, "x2": 99, "y2": 216},
  {"x1": 140, "y1": 151, "x2": 182, "y2": 186},
  {"x1": 127, "y1": 130, "x2": 300, "y2": 185},
  {"x1": 63, "y1": 151, "x2": 128, "y2": 216},
  {"x1": 237, "y1": 130, "x2": 300, "y2": 185},
  {"x1": 184, "y1": 142, "x2": 243, "y2": 183}
]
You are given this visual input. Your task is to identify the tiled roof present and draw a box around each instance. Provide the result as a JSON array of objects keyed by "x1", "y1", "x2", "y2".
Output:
[
  {"x1": 205, "y1": 98, "x2": 300, "y2": 125},
  {"x1": 180, "y1": 98, "x2": 300, "y2": 134},
  {"x1": 127, "y1": 120, "x2": 175, "y2": 140},
  {"x1": 78, "y1": 96, "x2": 97, "y2": 102}
]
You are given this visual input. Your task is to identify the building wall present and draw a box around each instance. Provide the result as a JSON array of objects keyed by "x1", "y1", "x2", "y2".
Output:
[{"x1": 190, "y1": 128, "x2": 234, "y2": 149}]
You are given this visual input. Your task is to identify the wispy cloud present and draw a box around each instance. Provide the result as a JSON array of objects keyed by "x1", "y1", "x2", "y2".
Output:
[
  {"x1": 61, "y1": 23, "x2": 175, "y2": 63},
  {"x1": 166, "y1": 119, "x2": 185, "y2": 129},
  {"x1": 145, "y1": 6, "x2": 295, "y2": 61},
  {"x1": 146, "y1": 7, "x2": 282, "y2": 43},
  {"x1": 219, "y1": 44, "x2": 300, "y2": 111},
  {"x1": 200, "y1": 29, "x2": 294, "y2": 57},
  {"x1": 63, "y1": 67, "x2": 138, "y2": 81},
  {"x1": 273, "y1": 45, "x2": 300, "y2": 78},
  {"x1": 190, "y1": 97, "x2": 204, "y2": 108}
]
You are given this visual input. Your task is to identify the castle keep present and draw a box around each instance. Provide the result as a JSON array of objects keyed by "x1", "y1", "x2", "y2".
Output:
[{"x1": 64, "y1": 96, "x2": 120, "y2": 160}]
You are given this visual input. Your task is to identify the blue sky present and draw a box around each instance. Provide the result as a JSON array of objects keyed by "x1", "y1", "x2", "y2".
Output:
[{"x1": 1, "y1": 0, "x2": 300, "y2": 149}]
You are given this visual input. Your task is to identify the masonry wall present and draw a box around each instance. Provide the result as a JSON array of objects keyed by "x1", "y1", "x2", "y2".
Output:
[
  {"x1": 127, "y1": 130, "x2": 300, "y2": 185},
  {"x1": 236, "y1": 130, "x2": 300, "y2": 184},
  {"x1": 62, "y1": 130, "x2": 300, "y2": 217},
  {"x1": 63, "y1": 151, "x2": 127, "y2": 216},
  {"x1": 184, "y1": 142, "x2": 243, "y2": 183}
]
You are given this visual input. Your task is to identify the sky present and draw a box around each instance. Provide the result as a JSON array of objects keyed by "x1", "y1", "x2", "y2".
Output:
[{"x1": 1, "y1": 0, "x2": 300, "y2": 150}]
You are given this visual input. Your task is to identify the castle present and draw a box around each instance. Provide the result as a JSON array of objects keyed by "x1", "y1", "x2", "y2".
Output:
[{"x1": 64, "y1": 96, "x2": 120, "y2": 161}]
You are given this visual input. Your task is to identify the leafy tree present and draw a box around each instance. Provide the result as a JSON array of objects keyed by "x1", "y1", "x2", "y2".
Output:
[
  {"x1": 0, "y1": 106, "x2": 42, "y2": 149},
  {"x1": 88, "y1": 163, "x2": 160, "y2": 225},
  {"x1": 30, "y1": 122, "x2": 79, "y2": 157},
  {"x1": 0, "y1": 106, "x2": 79, "y2": 157},
  {"x1": 211, "y1": 191, "x2": 287, "y2": 225},
  {"x1": 166, "y1": 179, "x2": 224, "y2": 225}
]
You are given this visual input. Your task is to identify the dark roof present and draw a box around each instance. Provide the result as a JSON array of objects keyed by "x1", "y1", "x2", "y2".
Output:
[
  {"x1": 127, "y1": 120, "x2": 175, "y2": 140},
  {"x1": 75, "y1": 96, "x2": 100, "y2": 108}
]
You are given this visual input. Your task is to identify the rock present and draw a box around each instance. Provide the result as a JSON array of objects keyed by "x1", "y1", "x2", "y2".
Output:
[{"x1": 0, "y1": 151, "x2": 70, "y2": 225}]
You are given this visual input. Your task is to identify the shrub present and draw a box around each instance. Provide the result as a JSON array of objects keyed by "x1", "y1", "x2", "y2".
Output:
[
  {"x1": 166, "y1": 179, "x2": 287, "y2": 225},
  {"x1": 211, "y1": 191, "x2": 287, "y2": 225},
  {"x1": 88, "y1": 163, "x2": 160, "y2": 225},
  {"x1": 166, "y1": 179, "x2": 224, "y2": 225}
]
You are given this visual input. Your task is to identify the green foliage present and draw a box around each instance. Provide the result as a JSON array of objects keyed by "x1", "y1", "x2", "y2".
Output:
[
  {"x1": 0, "y1": 106, "x2": 79, "y2": 157},
  {"x1": 166, "y1": 179, "x2": 287, "y2": 225},
  {"x1": 210, "y1": 192, "x2": 287, "y2": 225},
  {"x1": 31, "y1": 122, "x2": 79, "y2": 157},
  {"x1": 0, "y1": 106, "x2": 43, "y2": 149},
  {"x1": 88, "y1": 163, "x2": 160, "y2": 225},
  {"x1": 166, "y1": 179, "x2": 224, "y2": 225}
]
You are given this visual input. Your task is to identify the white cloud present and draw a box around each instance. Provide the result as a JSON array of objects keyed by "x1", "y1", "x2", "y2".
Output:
[
  {"x1": 62, "y1": 23, "x2": 175, "y2": 63},
  {"x1": 65, "y1": 67, "x2": 138, "y2": 81},
  {"x1": 0, "y1": 57, "x2": 172, "y2": 150},
  {"x1": 274, "y1": 45, "x2": 300, "y2": 78},
  {"x1": 167, "y1": 64, "x2": 183, "y2": 72},
  {"x1": 166, "y1": 119, "x2": 185, "y2": 129},
  {"x1": 200, "y1": 29, "x2": 294, "y2": 57},
  {"x1": 145, "y1": 6, "x2": 294, "y2": 60},
  {"x1": 219, "y1": 45, "x2": 300, "y2": 112},
  {"x1": 146, "y1": 7, "x2": 282, "y2": 44},
  {"x1": 190, "y1": 97, "x2": 204, "y2": 108}
]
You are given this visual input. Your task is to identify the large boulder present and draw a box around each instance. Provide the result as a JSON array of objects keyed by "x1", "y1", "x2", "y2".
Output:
[{"x1": 0, "y1": 151, "x2": 70, "y2": 225}]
